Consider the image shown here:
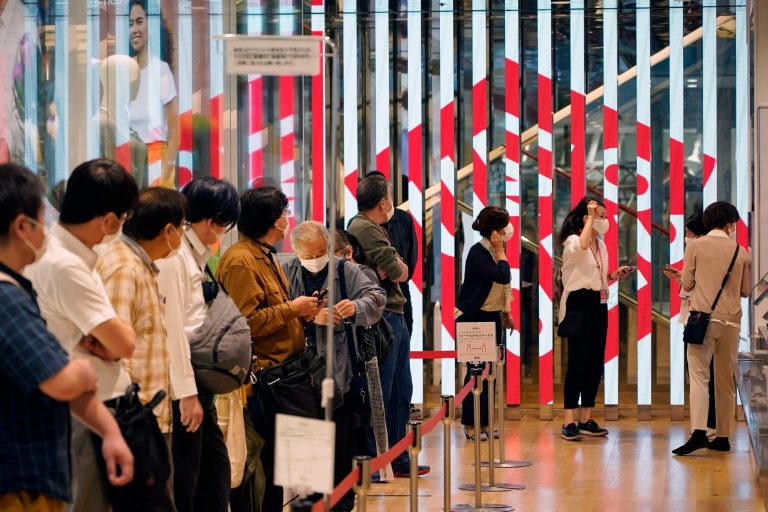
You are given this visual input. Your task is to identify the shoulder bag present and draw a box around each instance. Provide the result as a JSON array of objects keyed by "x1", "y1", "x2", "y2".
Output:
[
  {"x1": 683, "y1": 244, "x2": 740, "y2": 345},
  {"x1": 338, "y1": 259, "x2": 371, "y2": 415}
]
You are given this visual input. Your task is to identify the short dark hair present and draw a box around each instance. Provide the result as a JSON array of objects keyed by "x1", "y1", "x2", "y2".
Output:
[
  {"x1": 472, "y1": 206, "x2": 510, "y2": 237},
  {"x1": 684, "y1": 212, "x2": 707, "y2": 237},
  {"x1": 357, "y1": 176, "x2": 391, "y2": 211},
  {"x1": 703, "y1": 201, "x2": 740, "y2": 231},
  {"x1": 0, "y1": 164, "x2": 44, "y2": 241},
  {"x1": 557, "y1": 196, "x2": 606, "y2": 245},
  {"x1": 122, "y1": 187, "x2": 186, "y2": 241},
  {"x1": 59, "y1": 159, "x2": 139, "y2": 224},
  {"x1": 334, "y1": 229, "x2": 369, "y2": 266},
  {"x1": 238, "y1": 186, "x2": 288, "y2": 240},
  {"x1": 181, "y1": 177, "x2": 240, "y2": 228}
]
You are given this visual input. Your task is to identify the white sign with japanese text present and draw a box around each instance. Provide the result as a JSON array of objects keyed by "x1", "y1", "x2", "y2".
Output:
[
  {"x1": 456, "y1": 322, "x2": 497, "y2": 363},
  {"x1": 224, "y1": 36, "x2": 321, "y2": 76},
  {"x1": 274, "y1": 414, "x2": 335, "y2": 494}
]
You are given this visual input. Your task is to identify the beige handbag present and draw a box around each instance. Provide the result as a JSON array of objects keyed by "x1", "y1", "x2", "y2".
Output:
[{"x1": 215, "y1": 389, "x2": 247, "y2": 488}]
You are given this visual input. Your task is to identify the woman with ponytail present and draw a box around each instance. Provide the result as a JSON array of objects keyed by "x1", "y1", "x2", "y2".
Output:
[
  {"x1": 456, "y1": 206, "x2": 515, "y2": 440},
  {"x1": 557, "y1": 197, "x2": 634, "y2": 441}
]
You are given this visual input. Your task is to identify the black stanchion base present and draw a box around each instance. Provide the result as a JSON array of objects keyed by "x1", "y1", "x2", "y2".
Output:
[
  {"x1": 476, "y1": 459, "x2": 534, "y2": 468},
  {"x1": 458, "y1": 483, "x2": 525, "y2": 492},
  {"x1": 451, "y1": 503, "x2": 515, "y2": 512}
]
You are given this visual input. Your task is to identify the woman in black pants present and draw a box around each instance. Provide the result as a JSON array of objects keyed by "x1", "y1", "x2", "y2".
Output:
[
  {"x1": 456, "y1": 207, "x2": 516, "y2": 440},
  {"x1": 557, "y1": 198, "x2": 633, "y2": 441}
]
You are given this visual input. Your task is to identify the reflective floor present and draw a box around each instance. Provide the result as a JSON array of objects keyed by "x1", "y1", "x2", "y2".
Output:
[{"x1": 353, "y1": 415, "x2": 764, "y2": 511}]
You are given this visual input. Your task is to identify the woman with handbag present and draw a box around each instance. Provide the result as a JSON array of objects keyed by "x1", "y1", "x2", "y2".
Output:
[
  {"x1": 673, "y1": 201, "x2": 751, "y2": 455},
  {"x1": 557, "y1": 197, "x2": 634, "y2": 441},
  {"x1": 455, "y1": 206, "x2": 516, "y2": 441},
  {"x1": 283, "y1": 221, "x2": 386, "y2": 512}
]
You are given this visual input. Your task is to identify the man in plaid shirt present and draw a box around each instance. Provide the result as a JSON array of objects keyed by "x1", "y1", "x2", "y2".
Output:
[{"x1": 97, "y1": 187, "x2": 186, "y2": 511}]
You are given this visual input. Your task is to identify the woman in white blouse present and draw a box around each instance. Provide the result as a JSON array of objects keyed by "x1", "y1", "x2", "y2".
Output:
[{"x1": 557, "y1": 197, "x2": 633, "y2": 441}]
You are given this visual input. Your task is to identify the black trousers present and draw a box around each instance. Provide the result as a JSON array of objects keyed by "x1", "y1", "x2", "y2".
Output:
[
  {"x1": 460, "y1": 310, "x2": 503, "y2": 427},
  {"x1": 172, "y1": 391, "x2": 231, "y2": 512},
  {"x1": 563, "y1": 290, "x2": 608, "y2": 410},
  {"x1": 246, "y1": 390, "x2": 283, "y2": 512}
]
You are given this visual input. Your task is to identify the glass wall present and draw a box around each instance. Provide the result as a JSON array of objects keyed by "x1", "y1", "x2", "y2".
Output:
[{"x1": 1, "y1": 0, "x2": 751, "y2": 411}]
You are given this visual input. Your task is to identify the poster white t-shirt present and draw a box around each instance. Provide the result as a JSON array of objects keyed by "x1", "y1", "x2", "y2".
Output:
[{"x1": 130, "y1": 55, "x2": 176, "y2": 144}]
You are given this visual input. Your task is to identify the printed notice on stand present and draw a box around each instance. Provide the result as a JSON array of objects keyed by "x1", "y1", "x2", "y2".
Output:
[
  {"x1": 224, "y1": 36, "x2": 321, "y2": 76},
  {"x1": 456, "y1": 322, "x2": 497, "y2": 363},
  {"x1": 275, "y1": 414, "x2": 335, "y2": 494}
]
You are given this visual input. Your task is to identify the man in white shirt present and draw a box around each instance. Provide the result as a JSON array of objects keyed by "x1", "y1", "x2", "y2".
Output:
[
  {"x1": 25, "y1": 158, "x2": 140, "y2": 511},
  {"x1": 156, "y1": 177, "x2": 238, "y2": 511}
]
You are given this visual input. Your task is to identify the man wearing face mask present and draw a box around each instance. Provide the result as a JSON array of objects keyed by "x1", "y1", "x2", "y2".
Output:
[
  {"x1": 24, "y1": 159, "x2": 140, "y2": 512},
  {"x1": 0, "y1": 163, "x2": 134, "y2": 511},
  {"x1": 348, "y1": 175, "x2": 429, "y2": 477},
  {"x1": 155, "y1": 177, "x2": 239, "y2": 512},
  {"x1": 96, "y1": 187, "x2": 188, "y2": 510},
  {"x1": 216, "y1": 186, "x2": 318, "y2": 512}
]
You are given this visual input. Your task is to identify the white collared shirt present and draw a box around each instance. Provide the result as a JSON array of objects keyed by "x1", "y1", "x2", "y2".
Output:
[
  {"x1": 155, "y1": 229, "x2": 211, "y2": 399},
  {"x1": 24, "y1": 223, "x2": 132, "y2": 401},
  {"x1": 558, "y1": 234, "x2": 610, "y2": 322}
]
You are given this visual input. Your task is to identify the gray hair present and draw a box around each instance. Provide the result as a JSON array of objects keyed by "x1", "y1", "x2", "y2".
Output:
[{"x1": 290, "y1": 220, "x2": 330, "y2": 251}]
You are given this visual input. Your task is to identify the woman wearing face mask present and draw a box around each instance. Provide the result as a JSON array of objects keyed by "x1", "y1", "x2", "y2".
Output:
[
  {"x1": 455, "y1": 206, "x2": 516, "y2": 440},
  {"x1": 283, "y1": 221, "x2": 385, "y2": 512},
  {"x1": 672, "y1": 201, "x2": 751, "y2": 456},
  {"x1": 557, "y1": 197, "x2": 634, "y2": 441},
  {"x1": 155, "y1": 177, "x2": 240, "y2": 511}
]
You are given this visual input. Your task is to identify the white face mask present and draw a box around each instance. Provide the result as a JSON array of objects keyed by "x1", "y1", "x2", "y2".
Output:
[
  {"x1": 300, "y1": 254, "x2": 329, "y2": 274},
  {"x1": 24, "y1": 217, "x2": 48, "y2": 263},
  {"x1": 728, "y1": 224, "x2": 737, "y2": 240},
  {"x1": 166, "y1": 227, "x2": 182, "y2": 259},
  {"x1": 501, "y1": 224, "x2": 514, "y2": 242},
  {"x1": 385, "y1": 200, "x2": 395, "y2": 222},
  {"x1": 276, "y1": 214, "x2": 289, "y2": 239},
  {"x1": 592, "y1": 218, "x2": 610, "y2": 236}
]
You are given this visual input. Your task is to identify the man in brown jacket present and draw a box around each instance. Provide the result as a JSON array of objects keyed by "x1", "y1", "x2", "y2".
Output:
[{"x1": 216, "y1": 186, "x2": 319, "y2": 512}]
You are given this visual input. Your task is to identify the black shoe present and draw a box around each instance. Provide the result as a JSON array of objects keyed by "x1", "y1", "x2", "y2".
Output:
[
  {"x1": 578, "y1": 419, "x2": 609, "y2": 437},
  {"x1": 392, "y1": 464, "x2": 431, "y2": 477},
  {"x1": 672, "y1": 430, "x2": 709, "y2": 455},
  {"x1": 707, "y1": 437, "x2": 731, "y2": 452},
  {"x1": 561, "y1": 423, "x2": 582, "y2": 441}
]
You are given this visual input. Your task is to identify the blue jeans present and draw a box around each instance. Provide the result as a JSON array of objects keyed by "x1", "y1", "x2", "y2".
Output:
[{"x1": 378, "y1": 311, "x2": 413, "y2": 468}]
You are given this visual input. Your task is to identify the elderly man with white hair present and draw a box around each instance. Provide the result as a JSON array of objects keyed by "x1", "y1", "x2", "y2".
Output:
[{"x1": 282, "y1": 220, "x2": 385, "y2": 512}]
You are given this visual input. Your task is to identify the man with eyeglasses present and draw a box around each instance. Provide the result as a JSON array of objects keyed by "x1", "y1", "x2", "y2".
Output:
[
  {"x1": 25, "y1": 158, "x2": 140, "y2": 511},
  {"x1": 96, "y1": 186, "x2": 187, "y2": 510}
]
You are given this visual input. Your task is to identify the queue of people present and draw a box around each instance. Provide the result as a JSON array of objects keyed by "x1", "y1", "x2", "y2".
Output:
[{"x1": 0, "y1": 156, "x2": 754, "y2": 512}]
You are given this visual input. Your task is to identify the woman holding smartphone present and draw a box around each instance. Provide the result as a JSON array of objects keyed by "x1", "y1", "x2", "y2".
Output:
[{"x1": 557, "y1": 197, "x2": 634, "y2": 441}]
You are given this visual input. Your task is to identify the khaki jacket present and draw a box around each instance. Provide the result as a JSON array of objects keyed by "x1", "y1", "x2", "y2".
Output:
[{"x1": 216, "y1": 237, "x2": 305, "y2": 369}]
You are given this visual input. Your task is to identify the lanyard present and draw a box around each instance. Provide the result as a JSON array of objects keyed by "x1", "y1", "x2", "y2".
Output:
[{"x1": 589, "y1": 241, "x2": 607, "y2": 290}]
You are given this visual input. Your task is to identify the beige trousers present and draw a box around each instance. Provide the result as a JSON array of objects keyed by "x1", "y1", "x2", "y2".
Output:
[{"x1": 687, "y1": 321, "x2": 740, "y2": 437}]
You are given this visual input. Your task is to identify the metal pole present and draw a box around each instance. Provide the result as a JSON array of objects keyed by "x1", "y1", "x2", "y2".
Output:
[
  {"x1": 486, "y1": 362, "x2": 496, "y2": 488},
  {"x1": 442, "y1": 395, "x2": 455, "y2": 512},
  {"x1": 353, "y1": 455, "x2": 371, "y2": 512},
  {"x1": 407, "y1": 421, "x2": 423, "y2": 512}
]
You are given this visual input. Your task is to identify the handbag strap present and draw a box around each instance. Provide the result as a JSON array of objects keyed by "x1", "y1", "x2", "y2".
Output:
[
  {"x1": 709, "y1": 243, "x2": 740, "y2": 314},
  {"x1": 337, "y1": 259, "x2": 362, "y2": 375}
]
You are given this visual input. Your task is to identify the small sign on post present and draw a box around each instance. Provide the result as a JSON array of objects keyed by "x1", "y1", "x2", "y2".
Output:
[
  {"x1": 456, "y1": 322, "x2": 497, "y2": 363},
  {"x1": 274, "y1": 413, "x2": 335, "y2": 495},
  {"x1": 224, "y1": 36, "x2": 322, "y2": 76}
]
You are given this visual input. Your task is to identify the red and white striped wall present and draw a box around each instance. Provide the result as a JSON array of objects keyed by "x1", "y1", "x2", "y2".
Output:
[
  {"x1": 570, "y1": 0, "x2": 585, "y2": 206},
  {"x1": 86, "y1": 2, "x2": 99, "y2": 160},
  {"x1": 342, "y1": 0, "x2": 359, "y2": 224},
  {"x1": 603, "y1": 0, "x2": 620, "y2": 408},
  {"x1": 407, "y1": 0, "x2": 424, "y2": 403},
  {"x1": 702, "y1": 0, "x2": 717, "y2": 207},
  {"x1": 636, "y1": 0, "x2": 652, "y2": 408},
  {"x1": 537, "y1": 0, "x2": 554, "y2": 408},
  {"x1": 668, "y1": 0, "x2": 685, "y2": 408},
  {"x1": 472, "y1": 0, "x2": 487, "y2": 239},
  {"x1": 177, "y1": 0, "x2": 193, "y2": 187},
  {"x1": 504, "y1": 0, "x2": 521, "y2": 405},
  {"x1": 209, "y1": 0, "x2": 224, "y2": 179},
  {"x1": 311, "y1": 0, "x2": 326, "y2": 222},
  {"x1": 736, "y1": 4, "x2": 750, "y2": 351},
  {"x1": 440, "y1": 0, "x2": 456, "y2": 396},
  {"x1": 279, "y1": 0, "x2": 296, "y2": 245},
  {"x1": 374, "y1": 0, "x2": 389, "y2": 177},
  {"x1": 247, "y1": 0, "x2": 265, "y2": 188}
]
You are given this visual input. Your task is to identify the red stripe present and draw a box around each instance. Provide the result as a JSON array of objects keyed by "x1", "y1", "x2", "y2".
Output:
[
  {"x1": 115, "y1": 143, "x2": 131, "y2": 175},
  {"x1": 210, "y1": 95, "x2": 221, "y2": 179},
  {"x1": 408, "y1": 125, "x2": 422, "y2": 191},
  {"x1": 537, "y1": 75, "x2": 552, "y2": 132},
  {"x1": 249, "y1": 77, "x2": 264, "y2": 185},
  {"x1": 410, "y1": 350, "x2": 456, "y2": 359},
  {"x1": 703, "y1": 153, "x2": 716, "y2": 185},
  {"x1": 669, "y1": 139, "x2": 685, "y2": 215},
  {"x1": 440, "y1": 254, "x2": 455, "y2": 340},
  {"x1": 375, "y1": 148, "x2": 390, "y2": 178},
  {"x1": 311, "y1": 42, "x2": 324, "y2": 221},
  {"x1": 410, "y1": 217, "x2": 423, "y2": 289},
  {"x1": 571, "y1": 91, "x2": 585, "y2": 206},
  {"x1": 539, "y1": 349, "x2": 553, "y2": 405},
  {"x1": 440, "y1": 103, "x2": 454, "y2": 160}
]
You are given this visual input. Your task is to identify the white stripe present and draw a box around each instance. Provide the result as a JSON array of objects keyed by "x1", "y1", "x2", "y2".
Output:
[
  {"x1": 86, "y1": 5, "x2": 99, "y2": 160},
  {"x1": 537, "y1": 1, "x2": 551, "y2": 79},
  {"x1": 374, "y1": 1, "x2": 389, "y2": 159},
  {"x1": 249, "y1": 130, "x2": 264, "y2": 152},
  {"x1": 280, "y1": 115, "x2": 294, "y2": 135},
  {"x1": 343, "y1": 1, "x2": 358, "y2": 225},
  {"x1": 702, "y1": 0, "x2": 717, "y2": 207},
  {"x1": 604, "y1": 358, "x2": 619, "y2": 406},
  {"x1": 440, "y1": 326, "x2": 456, "y2": 395},
  {"x1": 280, "y1": 161, "x2": 294, "y2": 178},
  {"x1": 603, "y1": 1, "x2": 618, "y2": 111},
  {"x1": 670, "y1": 318, "x2": 685, "y2": 405},
  {"x1": 570, "y1": 0, "x2": 585, "y2": 95},
  {"x1": 538, "y1": 130, "x2": 552, "y2": 153},
  {"x1": 506, "y1": 113, "x2": 520, "y2": 136},
  {"x1": 736, "y1": 5, "x2": 750, "y2": 353},
  {"x1": 178, "y1": 152, "x2": 194, "y2": 171}
]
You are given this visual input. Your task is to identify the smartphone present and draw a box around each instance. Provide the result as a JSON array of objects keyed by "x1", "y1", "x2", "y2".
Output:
[{"x1": 316, "y1": 288, "x2": 329, "y2": 301}]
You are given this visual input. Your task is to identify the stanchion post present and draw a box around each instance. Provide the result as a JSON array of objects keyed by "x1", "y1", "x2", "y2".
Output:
[
  {"x1": 353, "y1": 455, "x2": 371, "y2": 512},
  {"x1": 442, "y1": 395, "x2": 455, "y2": 512},
  {"x1": 407, "y1": 421, "x2": 423, "y2": 512},
  {"x1": 290, "y1": 499, "x2": 314, "y2": 511},
  {"x1": 472, "y1": 368, "x2": 483, "y2": 506},
  {"x1": 486, "y1": 362, "x2": 497, "y2": 487}
]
